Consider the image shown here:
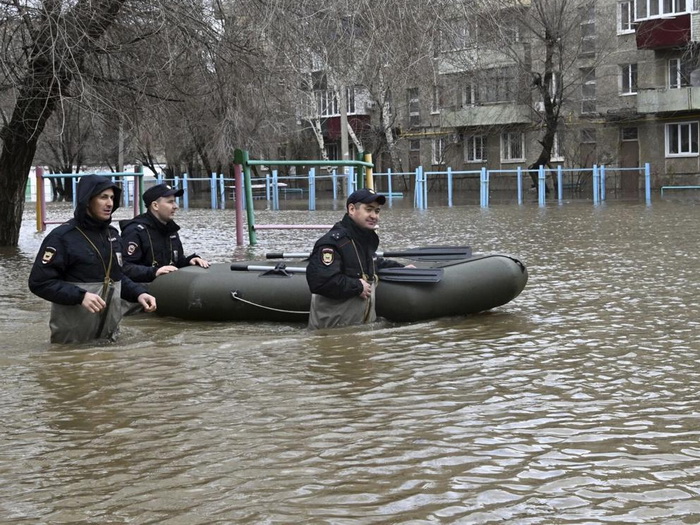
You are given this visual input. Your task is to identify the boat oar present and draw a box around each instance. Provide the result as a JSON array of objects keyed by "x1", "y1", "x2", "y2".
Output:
[
  {"x1": 230, "y1": 263, "x2": 444, "y2": 283},
  {"x1": 265, "y1": 246, "x2": 471, "y2": 262}
]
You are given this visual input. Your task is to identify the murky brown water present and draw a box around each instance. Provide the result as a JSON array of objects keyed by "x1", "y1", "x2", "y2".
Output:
[{"x1": 2, "y1": 197, "x2": 700, "y2": 523}]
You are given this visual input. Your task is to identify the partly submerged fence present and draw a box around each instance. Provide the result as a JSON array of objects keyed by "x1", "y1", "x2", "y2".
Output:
[{"x1": 34, "y1": 167, "x2": 145, "y2": 232}]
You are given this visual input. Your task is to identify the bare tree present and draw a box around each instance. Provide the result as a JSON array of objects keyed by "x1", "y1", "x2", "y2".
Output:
[{"x1": 436, "y1": 0, "x2": 617, "y2": 187}]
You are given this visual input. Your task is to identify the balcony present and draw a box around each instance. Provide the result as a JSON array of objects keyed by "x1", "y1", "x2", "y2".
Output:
[
  {"x1": 636, "y1": 14, "x2": 690, "y2": 50},
  {"x1": 637, "y1": 87, "x2": 700, "y2": 113},
  {"x1": 440, "y1": 104, "x2": 532, "y2": 128}
]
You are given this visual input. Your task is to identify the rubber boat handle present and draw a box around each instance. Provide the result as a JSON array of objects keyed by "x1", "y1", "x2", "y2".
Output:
[
  {"x1": 265, "y1": 246, "x2": 471, "y2": 262},
  {"x1": 230, "y1": 263, "x2": 444, "y2": 283}
]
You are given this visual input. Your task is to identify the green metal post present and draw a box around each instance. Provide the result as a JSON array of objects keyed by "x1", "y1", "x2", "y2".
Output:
[{"x1": 234, "y1": 149, "x2": 257, "y2": 245}]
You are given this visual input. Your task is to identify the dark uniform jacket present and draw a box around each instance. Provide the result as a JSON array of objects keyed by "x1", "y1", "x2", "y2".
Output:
[
  {"x1": 119, "y1": 212, "x2": 198, "y2": 282},
  {"x1": 29, "y1": 176, "x2": 147, "y2": 305},
  {"x1": 306, "y1": 214, "x2": 403, "y2": 299},
  {"x1": 28, "y1": 175, "x2": 148, "y2": 343}
]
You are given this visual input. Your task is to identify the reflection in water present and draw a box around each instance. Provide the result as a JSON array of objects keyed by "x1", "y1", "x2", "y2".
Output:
[{"x1": 1, "y1": 201, "x2": 700, "y2": 523}]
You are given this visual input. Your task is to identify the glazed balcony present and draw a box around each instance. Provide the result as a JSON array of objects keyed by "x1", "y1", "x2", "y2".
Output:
[
  {"x1": 440, "y1": 103, "x2": 532, "y2": 127},
  {"x1": 637, "y1": 86, "x2": 700, "y2": 113},
  {"x1": 636, "y1": 13, "x2": 691, "y2": 49}
]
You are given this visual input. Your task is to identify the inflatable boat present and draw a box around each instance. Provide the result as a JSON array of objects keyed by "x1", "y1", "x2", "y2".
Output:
[{"x1": 148, "y1": 252, "x2": 528, "y2": 323}]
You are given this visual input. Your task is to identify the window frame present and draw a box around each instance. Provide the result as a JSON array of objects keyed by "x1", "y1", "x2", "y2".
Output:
[
  {"x1": 668, "y1": 57, "x2": 693, "y2": 89},
  {"x1": 465, "y1": 135, "x2": 487, "y2": 162},
  {"x1": 551, "y1": 132, "x2": 565, "y2": 162},
  {"x1": 620, "y1": 63, "x2": 638, "y2": 95},
  {"x1": 618, "y1": 0, "x2": 635, "y2": 33},
  {"x1": 432, "y1": 137, "x2": 447, "y2": 164},
  {"x1": 501, "y1": 131, "x2": 525, "y2": 162},
  {"x1": 665, "y1": 121, "x2": 699, "y2": 157}
]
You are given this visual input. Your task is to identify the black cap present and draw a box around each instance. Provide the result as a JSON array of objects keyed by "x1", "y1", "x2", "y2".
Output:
[
  {"x1": 143, "y1": 184, "x2": 184, "y2": 207},
  {"x1": 346, "y1": 188, "x2": 386, "y2": 208}
]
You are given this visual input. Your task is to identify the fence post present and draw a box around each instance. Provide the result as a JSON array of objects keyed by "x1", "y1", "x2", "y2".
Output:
[
  {"x1": 233, "y1": 164, "x2": 244, "y2": 245},
  {"x1": 218, "y1": 174, "x2": 226, "y2": 210},
  {"x1": 557, "y1": 165, "x2": 563, "y2": 203},
  {"x1": 134, "y1": 165, "x2": 143, "y2": 215},
  {"x1": 480, "y1": 167, "x2": 488, "y2": 207},
  {"x1": 600, "y1": 165, "x2": 606, "y2": 201},
  {"x1": 332, "y1": 169, "x2": 337, "y2": 201},
  {"x1": 210, "y1": 173, "x2": 217, "y2": 209},
  {"x1": 309, "y1": 167, "x2": 316, "y2": 211},
  {"x1": 538, "y1": 165, "x2": 546, "y2": 206},
  {"x1": 414, "y1": 167, "x2": 423, "y2": 209},
  {"x1": 516, "y1": 166, "x2": 523, "y2": 205},
  {"x1": 346, "y1": 167, "x2": 355, "y2": 197},
  {"x1": 387, "y1": 168, "x2": 393, "y2": 206},
  {"x1": 645, "y1": 163, "x2": 651, "y2": 205},
  {"x1": 36, "y1": 166, "x2": 45, "y2": 232},
  {"x1": 72, "y1": 178, "x2": 78, "y2": 210},
  {"x1": 182, "y1": 173, "x2": 189, "y2": 209},
  {"x1": 447, "y1": 167, "x2": 453, "y2": 207},
  {"x1": 272, "y1": 170, "x2": 280, "y2": 211},
  {"x1": 592, "y1": 165, "x2": 599, "y2": 205}
]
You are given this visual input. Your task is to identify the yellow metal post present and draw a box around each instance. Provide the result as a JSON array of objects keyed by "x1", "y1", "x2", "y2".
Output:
[{"x1": 364, "y1": 153, "x2": 374, "y2": 190}]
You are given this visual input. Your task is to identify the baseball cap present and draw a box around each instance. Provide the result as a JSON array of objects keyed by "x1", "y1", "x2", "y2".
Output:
[
  {"x1": 143, "y1": 183, "x2": 184, "y2": 207},
  {"x1": 346, "y1": 188, "x2": 386, "y2": 208}
]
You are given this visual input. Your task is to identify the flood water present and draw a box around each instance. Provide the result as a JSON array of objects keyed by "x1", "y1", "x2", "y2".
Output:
[{"x1": 1, "y1": 196, "x2": 699, "y2": 524}]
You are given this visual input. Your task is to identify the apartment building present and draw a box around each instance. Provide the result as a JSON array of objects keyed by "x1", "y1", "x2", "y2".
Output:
[
  {"x1": 299, "y1": 0, "x2": 700, "y2": 193},
  {"x1": 416, "y1": 0, "x2": 700, "y2": 192}
]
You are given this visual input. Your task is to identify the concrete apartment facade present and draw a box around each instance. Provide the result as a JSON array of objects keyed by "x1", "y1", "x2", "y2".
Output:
[
  {"x1": 409, "y1": 0, "x2": 700, "y2": 193},
  {"x1": 298, "y1": 0, "x2": 700, "y2": 195}
]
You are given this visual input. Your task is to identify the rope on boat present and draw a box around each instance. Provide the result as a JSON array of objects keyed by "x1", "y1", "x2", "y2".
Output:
[{"x1": 230, "y1": 291, "x2": 310, "y2": 315}]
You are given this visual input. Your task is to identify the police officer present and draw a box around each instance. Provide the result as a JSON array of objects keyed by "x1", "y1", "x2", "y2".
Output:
[
  {"x1": 120, "y1": 183, "x2": 209, "y2": 283},
  {"x1": 28, "y1": 175, "x2": 157, "y2": 343},
  {"x1": 306, "y1": 188, "x2": 410, "y2": 330}
]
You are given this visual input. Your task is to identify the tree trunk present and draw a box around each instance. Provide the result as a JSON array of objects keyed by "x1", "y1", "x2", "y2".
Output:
[{"x1": 0, "y1": 0, "x2": 126, "y2": 246}]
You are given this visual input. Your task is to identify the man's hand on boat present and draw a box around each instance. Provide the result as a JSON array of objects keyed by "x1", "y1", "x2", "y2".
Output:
[
  {"x1": 155, "y1": 265, "x2": 179, "y2": 276},
  {"x1": 190, "y1": 257, "x2": 210, "y2": 269}
]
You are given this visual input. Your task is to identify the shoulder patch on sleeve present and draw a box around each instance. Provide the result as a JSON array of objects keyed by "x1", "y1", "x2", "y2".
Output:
[
  {"x1": 41, "y1": 246, "x2": 56, "y2": 264},
  {"x1": 321, "y1": 247, "x2": 335, "y2": 266},
  {"x1": 126, "y1": 241, "x2": 139, "y2": 256}
]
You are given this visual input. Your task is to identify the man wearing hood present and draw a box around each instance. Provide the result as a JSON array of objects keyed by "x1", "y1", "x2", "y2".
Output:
[
  {"x1": 305, "y1": 188, "x2": 410, "y2": 330},
  {"x1": 29, "y1": 175, "x2": 157, "y2": 343},
  {"x1": 119, "y1": 183, "x2": 209, "y2": 283}
]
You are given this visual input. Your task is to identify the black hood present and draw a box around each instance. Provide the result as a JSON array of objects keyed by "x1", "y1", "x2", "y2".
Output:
[{"x1": 74, "y1": 175, "x2": 122, "y2": 224}]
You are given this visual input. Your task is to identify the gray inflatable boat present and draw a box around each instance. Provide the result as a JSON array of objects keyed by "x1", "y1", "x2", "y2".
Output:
[{"x1": 149, "y1": 254, "x2": 528, "y2": 323}]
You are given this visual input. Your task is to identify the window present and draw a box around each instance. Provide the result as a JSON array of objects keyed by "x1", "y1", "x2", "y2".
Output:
[
  {"x1": 581, "y1": 128, "x2": 596, "y2": 143},
  {"x1": 432, "y1": 137, "x2": 447, "y2": 164},
  {"x1": 441, "y1": 18, "x2": 471, "y2": 51},
  {"x1": 620, "y1": 63, "x2": 638, "y2": 95},
  {"x1": 465, "y1": 135, "x2": 487, "y2": 162},
  {"x1": 669, "y1": 58, "x2": 693, "y2": 89},
  {"x1": 431, "y1": 85, "x2": 442, "y2": 114},
  {"x1": 325, "y1": 143, "x2": 339, "y2": 160},
  {"x1": 618, "y1": 1, "x2": 634, "y2": 33},
  {"x1": 475, "y1": 67, "x2": 518, "y2": 104},
  {"x1": 621, "y1": 127, "x2": 638, "y2": 141},
  {"x1": 410, "y1": 139, "x2": 421, "y2": 151},
  {"x1": 501, "y1": 131, "x2": 525, "y2": 161},
  {"x1": 464, "y1": 82, "x2": 477, "y2": 106},
  {"x1": 580, "y1": 5, "x2": 596, "y2": 56},
  {"x1": 408, "y1": 88, "x2": 420, "y2": 127},
  {"x1": 581, "y1": 68, "x2": 596, "y2": 114},
  {"x1": 666, "y1": 122, "x2": 699, "y2": 156},
  {"x1": 552, "y1": 132, "x2": 564, "y2": 161},
  {"x1": 636, "y1": 0, "x2": 691, "y2": 20},
  {"x1": 314, "y1": 87, "x2": 356, "y2": 116}
]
